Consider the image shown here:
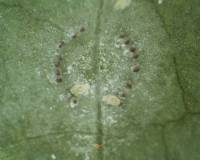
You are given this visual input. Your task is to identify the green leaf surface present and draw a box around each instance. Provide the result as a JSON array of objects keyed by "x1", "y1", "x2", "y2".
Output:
[{"x1": 0, "y1": 0, "x2": 199, "y2": 159}]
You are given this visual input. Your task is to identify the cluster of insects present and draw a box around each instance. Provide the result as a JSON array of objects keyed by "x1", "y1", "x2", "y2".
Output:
[
  {"x1": 68, "y1": 26, "x2": 86, "y2": 40},
  {"x1": 113, "y1": 79, "x2": 133, "y2": 107},
  {"x1": 111, "y1": 33, "x2": 141, "y2": 106},
  {"x1": 118, "y1": 33, "x2": 140, "y2": 72},
  {"x1": 55, "y1": 26, "x2": 86, "y2": 83},
  {"x1": 57, "y1": 26, "x2": 86, "y2": 49},
  {"x1": 54, "y1": 54, "x2": 63, "y2": 83},
  {"x1": 51, "y1": 28, "x2": 143, "y2": 150},
  {"x1": 53, "y1": 26, "x2": 88, "y2": 111},
  {"x1": 54, "y1": 30, "x2": 141, "y2": 106}
]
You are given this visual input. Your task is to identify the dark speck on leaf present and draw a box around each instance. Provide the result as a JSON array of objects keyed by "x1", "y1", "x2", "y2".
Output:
[
  {"x1": 124, "y1": 39, "x2": 130, "y2": 45},
  {"x1": 58, "y1": 41, "x2": 65, "y2": 48},
  {"x1": 55, "y1": 55, "x2": 62, "y2": 67},
  {"x1": 121, "y1": 88, "x2": 129, "y2": 97},
  {"x1": 119, "y1": 33, "x2": 128, "y2": 39},
  {"x1": 132, "y1": 64, "x2": 140, "y2": 72},
  {"x1": 73, "y1": 99, "x2": 77, "y2": 104},
  {"x1": 55, "y1": 62, "x2": 60, "y2": 67},
  {"x1": 126, "y1": 81, "x2": 132, "y2": 89},
  {"x1": 132, "y1": 53, "x2": 139, "y2": 59},
  {"x1": 121, "y1": 93, "x2": 126, "y2": 97},
  {"x1": 100, "y1": 65, "x2": 104, "y2": 70},
  {"x1": 130, "y1": 47, "x2": 136, "y2": 52},
  {"x1": 56, "y1": 67, "x2": 61, "y2": 76},
  {"x1": 72, "y1": 33, "x2": 77, "y2": 39},
  {"x1": 56, "y1": 76, "x2": 62, "y2": 82},
  {"x1": 119, "y1": 101, "x2": 124, "y2": 107},
  {"x1": 80, "y1": 27, "x2": 85, "y2": 32}
]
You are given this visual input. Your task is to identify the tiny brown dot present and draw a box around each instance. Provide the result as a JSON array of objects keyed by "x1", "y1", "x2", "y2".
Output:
[
  {"x1": 119, "y1": 101, "x2": 124, "y2": 107},
  {"x1": 132, "y1": 53, "x2": 139, "y2": 59},
  {"x1": 58, "y1": 55, "x2": 62, "y2": 61},
  {"x1": 132, "y1": 64, "x2": 140, "y2": 72},
  {"x1": 56, "y1": 67, "x2": 61, "y2": 75},
  {"x1": 56, "y1": 77, "x2": 62, "y2": 82},
  {"x1": 100, "y1": 65, "x2": 104, "y2": 70},
  {"x1": 72, "y1": 33, "x2": 77, "y2": 39},
  {"x1": 121, "y1": 93, "x2": 126, "y2": 97},
  {"x1": 80, "y1": 27, "x2": 85, "y2": 32},
  {"x1": 55, "y1": 62, "x2": 60, "y2": 67},
  {"x1": 73, "y1": 99, "x2": 77, "y2": 104},
  {"x1": 121, "y1": 88, "x2": 129, "y2": 97},
  {"x1": 126, "y1": 81, "x2": 132, "y2": 89},
  {"x1": 58, "y1": 41, "x2": 65, "y2": 48},
  {"x1": 124, "y1": 39, "x2": 130, "y2": 45},
  {"x1": 119, "y1": 33, "x2": 128, "y2": 39},
  {"x1": 130, "y1": 47, "x2": 136, "y2": 52}
]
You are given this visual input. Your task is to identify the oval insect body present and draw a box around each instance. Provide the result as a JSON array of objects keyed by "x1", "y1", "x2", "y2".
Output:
[
  {"x1": 70, "y1": 84, "x2": 90, "y2": 96},
  {"x1": 102, "y1": 95, "x2": 121, "y2": 106}
]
